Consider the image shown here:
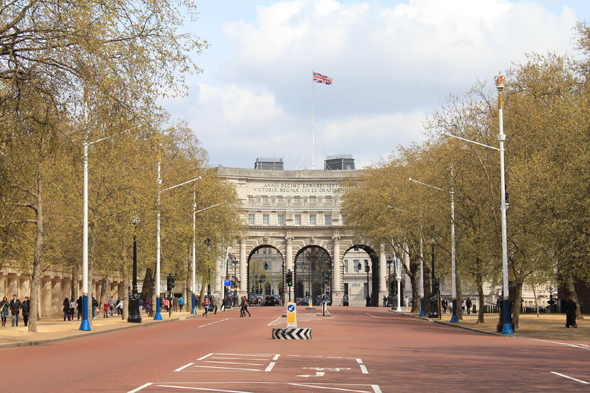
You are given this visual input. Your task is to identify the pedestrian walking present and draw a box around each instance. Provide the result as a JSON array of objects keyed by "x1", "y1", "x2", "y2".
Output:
[
  {"x1": 10, "y1": 294, "x2": 21, "y2": 326},
  {"x1": 117, "y1": 298, "x2": 124, "y2": 316},
  {"x1": 213, "y1": 297, "x2": 219, "y2": 315},
  {"x1": 239, "y1": 296, "x2": 245, "y2": 317},
  {"x1": 164, "y1": 298, "x2": 169, "y2": 312},
  {"x1": 144, "y1": 299, "x2": 149, "y2": 315},
  {"x1": 466, "y1": 297, "x2": 472, "y2": 315},
  {"x1": 178, "y1": 296, "x2": 184, "y2": 312},
  {"x1": 343, "y1": 294, "x2": 349, "y2": 307},
  {"x1": 404, "y1": 296, "x2": 409, "y2": 311},
  {"x1": 139, "y1": 298, "x2": 144, "y2": 314},
  {"x1": 461, "y1": 300, "x2": 466, "y2": 314},
  {"x1": 203, "y1": 296, "x2": 211, "y2": 317},
  {"x1": 565, "y1": 296, "x2": 577, "y2": 328},
  {"x1": 69, "y1": 298, "x2": 76, "y2": 320},
  {"x1": 442, "y1": 299, "x2": 448, "y2": 314},
  {"x1": 77, "y1": 296, "x2": 83, "y2": 319},
  {"x1": 243, "y1": 297, "x2": 251, "y2": 317},
  {"x1": 63, "y1": 297, "x2": 70, "y2": 321},
  {"x1": 1, "y1": 296, "x2": 9, "y2": 327},
  {"x1": 108, "y1": 296, "x2": 115, "y2": 316},
  {"x1": 103, "y1": 301, "x2": 109, "y2": 318},
  {"x1": 383, "y1": 295, "x2": 387, "y2": 307},
  {"x1": 92, "y1": 296, "x2": 98, "y2": 319},
  {"x1": 22, "y1": 296, "x2": 30, "y2": 326}
]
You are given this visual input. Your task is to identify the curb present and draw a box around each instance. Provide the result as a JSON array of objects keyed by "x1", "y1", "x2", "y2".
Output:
[
  {"x1": 0, "y1": 314, "x2": 200, "y2": 350},
  {"x1": 397, "y1": 312, "x2": 510, "y2": 337}
]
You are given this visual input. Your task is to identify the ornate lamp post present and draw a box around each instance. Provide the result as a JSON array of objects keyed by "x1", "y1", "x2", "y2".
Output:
[
  {"x1": 429, "y1": 234, "x2": 439, "y2": 319},
  {"x1": 128, "y1": 215, "x2": 142, "y2": 323},
  {"x1": 359, "y1": 262, "x2": 371, "y2": 307}
]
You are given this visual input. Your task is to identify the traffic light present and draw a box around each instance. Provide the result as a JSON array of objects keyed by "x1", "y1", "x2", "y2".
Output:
[
  {"x1": 166, "y1": 274, "x2": 172, "y2": 292},
  {"x1": 324, "y1": 274, "x2": 330, "y2": 286},
  {"x1": 286, "y1": 270, "x2": 293, "y2": 287},
  {"x1": 171, "y1": 276, "x2": 175, "y2": 289}
]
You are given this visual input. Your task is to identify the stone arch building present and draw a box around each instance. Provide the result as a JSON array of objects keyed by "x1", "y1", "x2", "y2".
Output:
[{"x1": 217, "y1": 163, "x2": 390, "y2": 307}]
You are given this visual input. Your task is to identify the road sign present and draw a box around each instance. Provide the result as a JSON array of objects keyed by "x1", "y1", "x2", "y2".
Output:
[
  {"x1": 224, "y1": 280, "x2": 231, "y2": 287},
  {"x1": 327, "y1": 286, "x2": 331, "y2": 292},
  {"x1": 287, "y1": 302, "x2": 297, "y2": 328}
]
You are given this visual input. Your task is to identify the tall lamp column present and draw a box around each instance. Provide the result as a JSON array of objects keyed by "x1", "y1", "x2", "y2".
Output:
[
  {"x1": 128, "y1": 216, "x2": 142, "y2": 323},
  {"x1": 429, "y1": 234, "x2": 439, "y2": 319}
]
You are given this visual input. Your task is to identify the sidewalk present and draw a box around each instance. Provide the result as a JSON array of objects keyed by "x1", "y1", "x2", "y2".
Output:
[
  {"x1": 0, "y1": 307, "x2": 220, "y2": 349},
  {"x1": 405, "y1": 311, "x2": 590, "y2": 342}
]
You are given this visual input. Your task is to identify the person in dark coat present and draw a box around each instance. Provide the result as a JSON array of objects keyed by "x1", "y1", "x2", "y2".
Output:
[
  {"x1": 63, "y1": 297, "x2": 70, "y2": 321},
  {"x1": 21, "y1": 297, "x2": 30, "y2": 326},
  {"x1": 77, "y1": 296, "x2": 83, "y2": 320},
  {"x1": 565, "y1": 296, "x2": 577, "y2": 328},
  {"x1": 10, "y1": 294, "x2": 21, "y2": 326}
]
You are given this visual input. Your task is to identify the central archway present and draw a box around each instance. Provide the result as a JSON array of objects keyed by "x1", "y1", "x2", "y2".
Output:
[{"x1": 293, "y1": 245, "x2": 332, "y2": 305}]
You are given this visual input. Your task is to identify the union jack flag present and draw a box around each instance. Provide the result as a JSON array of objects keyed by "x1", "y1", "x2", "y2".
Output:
[{"x1": 313, "y1": 71, "x2": 332, "y2": 85}]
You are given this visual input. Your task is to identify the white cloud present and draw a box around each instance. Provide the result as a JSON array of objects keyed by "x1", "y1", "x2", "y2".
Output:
[{"x1": 173, "y1": 0, "x2": 583, "y2": 169}]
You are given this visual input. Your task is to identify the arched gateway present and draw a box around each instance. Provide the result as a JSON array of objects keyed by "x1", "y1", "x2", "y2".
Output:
[{"x1": 216, "y1": 161, "x2": 390, "y2": 307}]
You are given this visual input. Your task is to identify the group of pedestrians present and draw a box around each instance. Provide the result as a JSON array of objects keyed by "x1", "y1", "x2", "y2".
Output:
[
  {"x1": 0, "y1": 294, "x2": 29, "y2": 327},
  {"x1": 239, "y1": 296, "x2": 251, "y2": 317}
]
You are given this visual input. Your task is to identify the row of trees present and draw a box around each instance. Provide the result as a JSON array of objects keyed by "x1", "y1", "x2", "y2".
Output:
[
  {"x1": 341, "y1": 22, "x2": 590, "y2": 327},
  {"x1": 0, "y1": 1, "x2": 243, "y2": 332}
]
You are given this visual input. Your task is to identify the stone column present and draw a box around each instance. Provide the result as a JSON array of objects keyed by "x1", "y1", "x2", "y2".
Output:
[
  {"x1": 239, "y1": 238, "x2": 247, "y2": 297},
  {"x1": 379, "y1": 244, "x2": 388, "y2": 307},
  {"x1": 52, "y1": 279, "x2": 62, "y2": 317},
  {"x1": 332, "y1": 236, "x2": 342, "y2": 306},
  {"x1": 285, "y1": 237, "x2": 293, "y2": 271},
  {"x1": 41, "y1": 279, "x2": 52, "y2": 317},
  {"x1": 20, "y1": 277, "x2": 31, "y2": 300},
  {"x1": 7, "y1": 275, "x2": 19, "y2": 297}
]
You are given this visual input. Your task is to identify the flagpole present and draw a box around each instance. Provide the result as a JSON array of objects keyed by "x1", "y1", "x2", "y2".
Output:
[{"x1": 312, "y1": 69, "x2": 315, "y2": 170}]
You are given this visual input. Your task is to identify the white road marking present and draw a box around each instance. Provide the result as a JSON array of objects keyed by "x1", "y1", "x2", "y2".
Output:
[
  {"x1": 328, "y1": 357, "x2": 343, "y2": 359},
  {"x1": 209, "y1": 357, "x2": 268, "y2": 361},
  {"x1": 366, "y1": 313, "x2": 378, "y2": 318},
  {"x1": 304, "y1": 367, "x2": 350, "y2": 372},
  {"x1": 360, "y1": 365, "x2": 368, "y2": 374},
  {"x1": 192, "y1": 365, "x2": 262, "y2": 371},
  {"x1": 356, "y1": 358, "x2": 363, "y2": 364},
  {"x1": 287, "y1": 355, "x2": 301, "y2": 357},
  {"x1": 289, "y1": 383, "x2": 369, "y2": 392},
  {"x1": 174, "y1": 363, "x2": 194, "y2": 372},
  {"x1": 372, "y1": 385, "x2": 383, "y2": 393},
  {"x1": 127, "y1": 383, "x2": 153, "y2": 393},
  {"x1": 551, "y1": 371, "x2": 590, "y2": 384},
  {"x1": 514, "y1": 337, "x2": 590, "y2": 351},
  {"x1": 273, "y1": 354, "x2": 280, "y2": 361},
  {"x1": 197, "y1": 353, "x2": 213, "y2": 361},
  {"x1": 157, "y1": 385, "x2": 253, "y2": 392},
  {"x1": 265, "y1": 362, "x2": 276, "y2": 372},
  {"x1": 297, "y1": 372, "x2": 326, "y2": 377},
  {"x1": 204, "y1": 361, "x2": 264, "y2": 366},
  {"x1": 216, "y1": 353, "x2": 276, "y2": 357},
  {"x1": 267, "y1": 317, "x2": 282, "y2": 326}
]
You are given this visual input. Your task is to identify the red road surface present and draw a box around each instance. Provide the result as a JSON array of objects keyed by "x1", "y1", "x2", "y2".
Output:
[{"x1": 1, "y1": 306, "x2": 589, "y2": 392}]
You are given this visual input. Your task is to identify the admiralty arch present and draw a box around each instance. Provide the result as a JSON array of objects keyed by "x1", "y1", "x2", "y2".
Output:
[{"x1": 217, "y1": 157, "x2": 393, "y2": 307}]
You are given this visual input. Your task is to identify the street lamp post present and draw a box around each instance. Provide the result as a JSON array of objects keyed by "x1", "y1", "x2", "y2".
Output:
[
  {"x1": 361, "y1": 262, "x2": 371, "y2": 307},
  {"x1": 495, "y1": 73, "x2": 514, "y2": 335},
  {"x1": 232, "y1": 258, "x2": 239, "y2": 306},
  {"x1": 429, "y1": 235, "x2": 439, "y2": 319},
  {"x1": 395, "y1": 256, "x2": 402, "y2": 311},
  {"x1": 128, "y1": 216, "x2": 142, "y2": 323},
  {"x1": 409, "y1": 175, "x2": 457, "y2": 322},
  {"x1": 386, "y1": 257, "x2": 393, "y2": 309},
  {"x1": 156, "y1": 173, "x2": 201, "y2": 321}
]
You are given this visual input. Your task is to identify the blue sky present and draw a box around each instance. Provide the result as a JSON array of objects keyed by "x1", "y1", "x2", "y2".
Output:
[{"x1": 162, "y1": 0, "x2": 590, "y2": 169}]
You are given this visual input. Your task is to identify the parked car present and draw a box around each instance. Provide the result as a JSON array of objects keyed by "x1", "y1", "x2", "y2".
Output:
[
  {"x1": 255, "y1": 294, "x2": 264, "y2": 305},
  {"x1": 264, "y1": 295, "x2": 277, "y2": 306},
  {"x1": 272, "y1": 295, "x2": 282, "y2": 306}
]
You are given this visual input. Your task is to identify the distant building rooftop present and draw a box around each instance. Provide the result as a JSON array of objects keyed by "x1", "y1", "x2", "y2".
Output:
[{"x1": 254, "y1": 157, "x2": 284, "y2": 170}]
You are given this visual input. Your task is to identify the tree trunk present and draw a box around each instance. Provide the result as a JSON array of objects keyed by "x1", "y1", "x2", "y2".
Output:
[
  {"x1": 456, "y1": 273, "x2": 463, "y2": 320},
  {"x1": 142, "y1": 264, "x2": 155, "y2": 317},
  {"x1": 477, "y1": 278, "x2": 485, "y2": 324},
  {"x1": 100, "y1": 276, "x2": 109, "y2": 304},
  {"x1": 510, "y1": 281, "x2": 523, "y2": 329},
  {"x1": 532, "y1": 283, "x2": 539, "y2": 317},
  {"x1": 28, "y1": 165, "x2": 44, "y2": 333},
  {"x1": 199, "y1": 280, "x2": 205, "y2": 309},
  {"x1": 564, "y1": 273, "x2": 583, "y2": 320},
  {"x1": 86, "y1": 219, "x2": 97, "y2": 325},
  {"x1": 122, "y1": 256, "x2": 129, "y2": 321},
  {"x1": 71, "y1": 264, "x2": 79, "y2": 301},
  {"x1": 423, "y1": 263, "x2": 432, "y2": 316}
]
